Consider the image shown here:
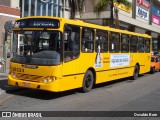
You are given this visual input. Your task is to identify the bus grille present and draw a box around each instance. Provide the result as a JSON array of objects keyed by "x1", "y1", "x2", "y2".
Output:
[{"x1": 16, "y1": 73, "x2": 43, "y2": 82}]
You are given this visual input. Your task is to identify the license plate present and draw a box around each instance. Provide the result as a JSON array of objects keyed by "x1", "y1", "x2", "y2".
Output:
[{"x1": 22, "y1": 82, "x2": 31, "y2": 87}]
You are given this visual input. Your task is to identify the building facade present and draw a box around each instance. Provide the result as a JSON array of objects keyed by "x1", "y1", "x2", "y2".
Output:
[
  {"x1": 0, "y1": 0, "x2": 20, "y2": 46},
  {"x1": 20, "y1": 0, "x2": 66, "y2": 18},
  {"x1": 0, "y1": 0, "x2": 20, "y2": 73},
  {"x1": 82, "y1": 0, "x2": 160, "y2": 54},
  {"x1": 19, "y1": 0, "x2": 78, "y2": 19}
]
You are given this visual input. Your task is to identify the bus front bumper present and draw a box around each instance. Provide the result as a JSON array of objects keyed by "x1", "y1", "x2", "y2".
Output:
[{"x1": 8, "y1": 75, "x2": 60, "y2": 92}]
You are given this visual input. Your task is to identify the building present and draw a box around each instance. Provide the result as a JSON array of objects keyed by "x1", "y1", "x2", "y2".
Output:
[
  {"x1": 19, "y1": 0, "x2": 77, "y2": 19},
  {"x1": 0, "y1": 0, "x2": 20, "y2": 47},
  {"x1": 0, "y1": 0, "x2": 20, "y2": 46},
  {"x1": 82, "y1": 0, "x2": 160, "y2": 54},
  {"x1": 19, "y1": 0, "x2": 64, "y2": 18},
  {"x1": 0, "y1": 0, "x2": 20, "y2": 73}
]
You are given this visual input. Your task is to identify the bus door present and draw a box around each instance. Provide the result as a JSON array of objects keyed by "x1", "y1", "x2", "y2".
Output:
[
  {"x1": 63, "y1": 24, "x2": 80, "y2": 67},
  {"x1": 61, "y1": 24, "x2": 81, "y2": 88}
]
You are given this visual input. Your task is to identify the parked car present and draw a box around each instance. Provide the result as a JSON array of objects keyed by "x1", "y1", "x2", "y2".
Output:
[{"x1": 150, "y1": 56, "x2": 160, "y2": 74}]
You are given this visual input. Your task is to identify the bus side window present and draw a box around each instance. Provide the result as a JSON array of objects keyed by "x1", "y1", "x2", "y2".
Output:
[
  {"x1": 138, "y1": 37, "x2": 144, "y2": 53},
  {"x1": 121, "y1": 34, "x2": 129, "y2": 53},
  {"x1": 96, "y1": 30, "x2": 108, "y2": 52},
  {"x1": 130, "y1": 36, "x2": 138, "y2": 53},
  {"x1": 64, "y1": 24, "x2": 80, "y2": 62},
  {"x1": 82, "y1": 27, "x2": 94, "y2": 52},
  {"x1": 49, "y1": 33, "x2": 58, "y2": 51},
  {"x1": 109, "y1": 32, "x2": 120, "y2": 53},
  {"x1": 145, "y1": 38, "x2": 150, "y2": 53}
]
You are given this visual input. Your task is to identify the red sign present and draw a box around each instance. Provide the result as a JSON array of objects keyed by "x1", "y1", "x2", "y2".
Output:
[{"x1": 137, "y1": 0, "x2": 150, "y2": 9}]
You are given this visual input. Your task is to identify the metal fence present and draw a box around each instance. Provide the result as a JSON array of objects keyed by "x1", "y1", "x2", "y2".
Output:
[{"x1": 0, "y1": 45, "x2": 7, "y2": 73}]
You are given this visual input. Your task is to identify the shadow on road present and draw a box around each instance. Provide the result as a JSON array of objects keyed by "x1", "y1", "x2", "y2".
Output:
[
  {"x1": 3, "y1": 74, "x2": 146, "y2": 100},
  {"x1": 94, "y1": 74, "x2": 145, "y2": 89},
  {"x1": 0, "y1": 79, "x2": 24, "y2": 93},
  {"x1": 7, "y1": 88, "x2": 79, "y2": 100},
  {"x1": 0, "y1": 78, "x2": 79, "y2": 100},
  {"x1": 0, "y1": 79, "x2": 8, "y2": 91}
]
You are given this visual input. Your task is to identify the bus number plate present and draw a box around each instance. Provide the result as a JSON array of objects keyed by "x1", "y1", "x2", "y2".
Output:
[{"x1": 22, "y1": 82, "x2": 31, "y2": 87}]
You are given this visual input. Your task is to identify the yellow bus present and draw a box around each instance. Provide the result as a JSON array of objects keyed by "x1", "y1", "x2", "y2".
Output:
[{"x1": 8, "y1": 16, "x2": 152, "y2": 92}]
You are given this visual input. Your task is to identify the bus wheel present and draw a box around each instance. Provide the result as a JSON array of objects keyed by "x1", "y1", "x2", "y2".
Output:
[
  {"x1": 150, "y1": 67, "x2": 155, "y2": 74},
  {"x1": 82, "y1": 70, "x2": 94, "y2": 92},
  {"x1": 132, "y1": 65, "x2": 139, "y2": 80}
]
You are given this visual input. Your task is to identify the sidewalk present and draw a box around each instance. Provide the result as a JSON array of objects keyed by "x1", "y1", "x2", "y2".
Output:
[
  {"x1": 0, "y1": 72, "x2": 8, "y2": 79},
  {"x1": 0, "y1": 73, "x2": 21, "y2": 95}
]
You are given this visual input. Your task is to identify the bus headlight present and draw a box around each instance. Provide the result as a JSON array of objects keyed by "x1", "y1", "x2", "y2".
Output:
[
  {"x1": 42, "y1": 77, "x2": 55, "y2": 83},
  {"x1": 11, "y1": 72, "x2": 17, "y2": 79}
]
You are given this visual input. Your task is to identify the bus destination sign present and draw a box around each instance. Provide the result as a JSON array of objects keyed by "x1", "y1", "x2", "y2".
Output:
[
  {"x1": 14, "y1": 18, "x2": 59, "y2": 28},
  {"x1": 30, "y1": 21, "x2": 56, "y2": 27}
]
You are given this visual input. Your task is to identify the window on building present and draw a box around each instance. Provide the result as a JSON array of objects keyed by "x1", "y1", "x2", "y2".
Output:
[
  {"x1": 130, "y1": 36, "x2": 138, "y2": 53},
  {"x1": 22, "y1": 0, "x2": 61, "y2": 17},
  {"x1": 37, "y1": 0, "x2": 42, "y2": 16},
  {"x1": 48, "y1": 3, "x2": 52, "y2": 16},
  {"x1": 109, "y1": 32, "x2": 120, "y2": 52},
  {"x1": 24, "y1": 0, "x2": 29, "y2": 17},
  {"x1": 31, "y1": 0, "x2": 35, "y2": 16},
  {"x1": 121, "y1": 34, "x2": 129, "y2": 52},
  {"x1": 64, "y1": 25, "x2": 80, "y2": 62},
  {"x1": 95, "y1": 30, "x2": 108, "y2": 52}
]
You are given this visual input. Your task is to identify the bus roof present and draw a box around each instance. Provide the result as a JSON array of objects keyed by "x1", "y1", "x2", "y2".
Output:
[{"x1": 14, "y1": 16, "x2": 152, "y2": 38}]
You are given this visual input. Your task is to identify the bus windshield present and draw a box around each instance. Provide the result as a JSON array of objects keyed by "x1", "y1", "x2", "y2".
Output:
[{"x1": 12, "y1": 30, "x2": 62, "y2": 66}]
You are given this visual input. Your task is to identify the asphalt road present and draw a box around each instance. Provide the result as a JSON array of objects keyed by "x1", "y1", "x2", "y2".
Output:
[{"x1": 0, "y1": 72, "x2": 160, "y2": 120}]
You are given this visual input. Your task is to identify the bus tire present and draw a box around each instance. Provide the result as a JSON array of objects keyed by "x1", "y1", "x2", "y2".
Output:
[
  {"x1": 150, "y1": 67, "x2": 155, "y2": 74},
  {"x1": 132, "y1": 65, "x2": 139, "y2": 80},
  {"x1": 82, "y1": 70, "x2": 94, "y2": 93}
]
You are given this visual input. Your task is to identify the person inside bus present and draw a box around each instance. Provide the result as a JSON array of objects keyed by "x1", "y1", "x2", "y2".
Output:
[
  {"x1": 130, "y1": 45, "x2": 137, "y2": 52},
  {"x1": 138, "y1": 45, "x2": 144, "y2": 52},
  {"x1": 144, "y1": 46, "x2": 150, "y2": 52},
  {"x1": 121, "y1": 44, "x2": 127, "y2": 52},
  {"x1": 110, "y1": 43, "x2": 116, "y2": 52}
]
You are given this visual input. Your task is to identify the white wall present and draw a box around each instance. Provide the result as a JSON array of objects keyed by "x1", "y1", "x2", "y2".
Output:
[{"x1": 10, "y1": 0, "x2": 19, "y2": 8}]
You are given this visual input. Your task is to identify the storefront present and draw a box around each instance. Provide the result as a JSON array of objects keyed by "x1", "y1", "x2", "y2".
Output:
[
  {"x1": 82, "y1": 0, "x2": 160, "y2": 54},
  {"x1": 152, "y1": 1, "x2": 160, "y2": 54}
]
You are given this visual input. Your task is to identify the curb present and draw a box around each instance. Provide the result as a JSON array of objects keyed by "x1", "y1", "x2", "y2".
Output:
[
  {"x1": 0, "y1": 89, "x2": 5, "y2": 95},
  {"x1": 0, "y1": 74, "x2": 22, "y2": 95},
  {"x1": 0, "y1": 85, "x2": 22, "y2": 96},
  {"x1": 0, "y1": 77, "x2": 8, "y2": 81},
  {"x1": 0, "y1": 73, "x2": 8, "y2": 79}
]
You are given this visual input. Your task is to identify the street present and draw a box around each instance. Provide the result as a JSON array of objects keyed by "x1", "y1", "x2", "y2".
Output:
[{"x1": 0, "y1": 72, "x2": 160, "y2": 120}]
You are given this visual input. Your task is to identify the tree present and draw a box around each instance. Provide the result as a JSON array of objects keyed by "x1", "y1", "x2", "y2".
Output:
[
  {"x1": 67, "y1": 0, "x2": 85, "y2": 19},
  {"x1": 92, "y1": 0, "x2": 131, "y2": 28}
]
